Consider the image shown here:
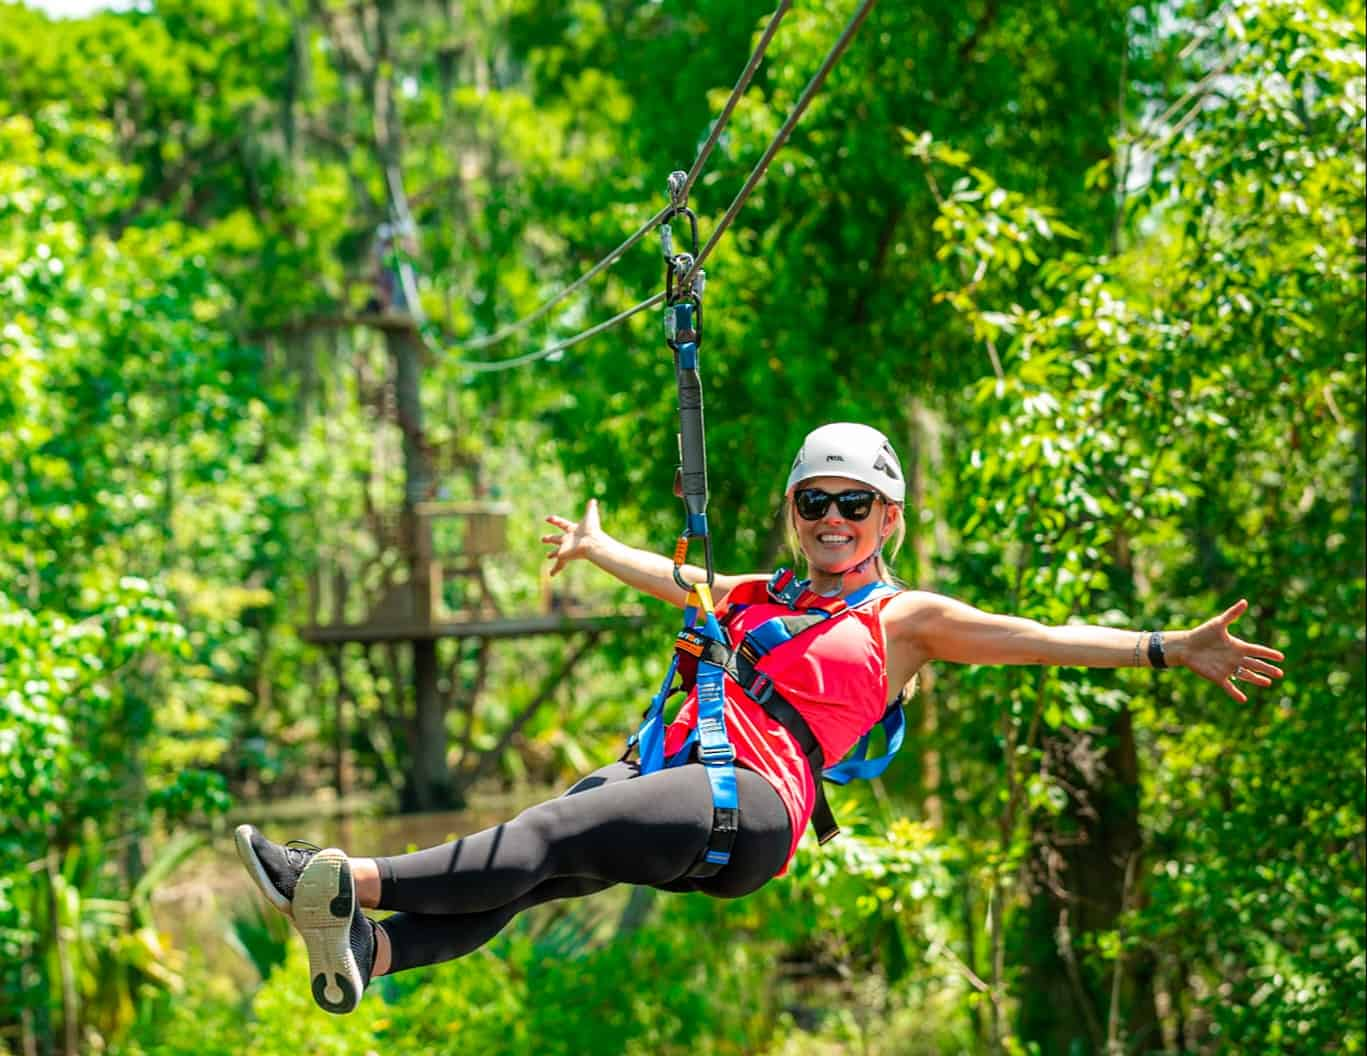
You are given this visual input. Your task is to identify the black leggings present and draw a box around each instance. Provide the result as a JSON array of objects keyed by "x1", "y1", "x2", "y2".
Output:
[{"x1": 374, "y1": 759, "x2": 792, "y2": 974}]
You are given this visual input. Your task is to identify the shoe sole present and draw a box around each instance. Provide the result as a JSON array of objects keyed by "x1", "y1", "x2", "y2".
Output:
[
  {"x1": 292, "y1": 848, "x2": 364, "y2": 1015},
  {"x1": 234, "y1": 824, "x2": 294, "y2": 917}
]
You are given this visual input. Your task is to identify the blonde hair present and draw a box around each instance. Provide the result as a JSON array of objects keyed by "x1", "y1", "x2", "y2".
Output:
[{"x1": 782, "y1": 493, "x2": 906, "y2": 587}]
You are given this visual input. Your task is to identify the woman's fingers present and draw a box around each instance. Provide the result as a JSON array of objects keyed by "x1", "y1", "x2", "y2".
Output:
[
  {"x1": 544, "y1": 500, "x2": 601, "y2": 580},
  {"x1": 1240, "y1": 657, "x2": 1283, "y2": 679},
  {"x1": 1187, "y1": 601, "x2": 1283, "y2": 702},
  {"x1": 1219, "y1": 598, "x2": 1249, "y2": 626},
  {"x1": 543, "y1": 511, "x2": 589, "y2": 578}
]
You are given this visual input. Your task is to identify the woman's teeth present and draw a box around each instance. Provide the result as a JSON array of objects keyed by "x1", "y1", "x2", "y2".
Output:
[{"x1": 818, "y1": 534, "x2": 852, "y2": 545}]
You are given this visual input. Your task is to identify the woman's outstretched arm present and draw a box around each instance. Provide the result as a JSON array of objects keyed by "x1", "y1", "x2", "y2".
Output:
[
  {"x1": 884, "y1": 591, "x2": 1285, "y2": 702},
  {"x1": 542, "y1": 499, "x2": 765, "y2": 609}
]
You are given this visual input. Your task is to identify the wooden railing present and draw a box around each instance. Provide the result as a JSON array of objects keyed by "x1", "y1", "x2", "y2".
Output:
[{"x1": 306, "y1": 501, "x2": 513, "y2": 635}]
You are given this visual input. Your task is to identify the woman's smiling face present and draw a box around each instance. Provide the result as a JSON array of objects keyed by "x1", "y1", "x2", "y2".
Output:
[{"x1": 790, "y1": 475, "x2": 896, "y2": 575}]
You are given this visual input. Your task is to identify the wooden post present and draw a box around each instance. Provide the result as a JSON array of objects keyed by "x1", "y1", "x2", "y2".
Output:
[
  {"x1": 330, "y1": 647, "x2": 351, "y2": 804},
  {"x1": 389, "y1": 323, "x2": 451, "y2": 809}
]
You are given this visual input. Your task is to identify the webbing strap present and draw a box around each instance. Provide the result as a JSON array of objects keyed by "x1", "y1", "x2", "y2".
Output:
[
  {"x1": 691, "y1": 658, "x2": 739, "y2": 874},
  {"x1": 630, "y1": 602, "x2": 739, "y2": 877},
  {"x1": 749, "y1": 681, "x2": 841, "y2": 844},
  {"x1": 632, "y1": 653, "x2": 679, "y2": 773},
  {"x1": 823, "y1": 696, "x2": 906, "y2": 785},
  {"x1": 844, "y1": 580, "x2": 900, "y2": 607},
  {"x1": 744, "y1": 615, "x2": 801, "y2": 654},
  {"x1": 685, "y1": 599, "x2": 739, "y2": 876}
]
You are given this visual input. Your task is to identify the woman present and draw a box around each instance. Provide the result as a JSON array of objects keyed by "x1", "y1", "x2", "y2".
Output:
[{"x1": 235, "y1": 422, "x2": 1284, "y2": 1015}]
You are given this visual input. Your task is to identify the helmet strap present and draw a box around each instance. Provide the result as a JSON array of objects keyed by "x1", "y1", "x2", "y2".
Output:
[
  {"x1": 843, "y1": 540, "x2": 884, "y2": 578},
  {"x1": 842, "y1": 512, "x2": 893, "y2": 579},
  {"x1": 848, "y1": 550, "x2": 880, "y2": 575}
]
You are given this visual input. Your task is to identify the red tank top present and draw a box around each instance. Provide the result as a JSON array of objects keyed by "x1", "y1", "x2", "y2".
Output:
[{"x1": 662, "y1": 584, "x2": 897, "y2": 872}]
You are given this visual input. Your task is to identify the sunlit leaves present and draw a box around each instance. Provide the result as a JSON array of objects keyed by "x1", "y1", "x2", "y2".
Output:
[{"x1": 916, "y1": 0, "x2": 1364, "y2": 1045}]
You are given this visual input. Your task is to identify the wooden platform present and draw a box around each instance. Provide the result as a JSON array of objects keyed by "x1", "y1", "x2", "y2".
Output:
[{"x1": 300, "y1": 606, "x2": 648, "y2": 645}]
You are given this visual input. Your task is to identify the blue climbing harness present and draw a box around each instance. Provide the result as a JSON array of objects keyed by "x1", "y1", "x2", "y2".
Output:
[{"x1": 627, "y1": 567, "x2": 908, "y2": 863}]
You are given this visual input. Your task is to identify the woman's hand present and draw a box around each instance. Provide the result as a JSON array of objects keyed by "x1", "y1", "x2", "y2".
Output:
[
  {"x1": 542, "y1": 499, "x2": 605, "y2": 578},
  {"x1": 1174, "y1": 599, "x2": 1285, "y2": 703}
]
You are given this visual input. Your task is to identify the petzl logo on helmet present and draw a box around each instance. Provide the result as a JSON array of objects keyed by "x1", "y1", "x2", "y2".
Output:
[{"x1": 826, "y1": 454, "x2": 845, "y2": 462}]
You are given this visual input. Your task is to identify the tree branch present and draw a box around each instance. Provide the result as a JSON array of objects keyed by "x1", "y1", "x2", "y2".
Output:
[
  {"x1": 457, "y1": 632, "x2": 600, "y2": 790},
  {"x1": 958, "y1": 0, "x2": 1001, "y2": 62}
]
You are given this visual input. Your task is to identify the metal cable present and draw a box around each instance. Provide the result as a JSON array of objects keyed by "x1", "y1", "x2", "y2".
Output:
[
  {"x1": 458, "y1": 292, "x2": 666, "y2": 374},
  {"x1": 452, "y1": 1, "x2": 792, "y2": 369},
  {"x1": 680, "y1": 0, "x2": 794, "y2": 202},
  {"x1": 681, "y1": 0, "x2": 879, "y2": 290},
  {"x1": 453, "y1": 204, "x2": 672, "y2": 352},
  {"x1": 452, "y1": 0, "x2": 875, "y2": 374}
]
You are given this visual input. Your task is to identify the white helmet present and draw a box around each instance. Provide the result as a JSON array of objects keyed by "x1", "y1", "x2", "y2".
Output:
[{"x1": 785, "y1": 422, "x2": 905, "y2": 503}]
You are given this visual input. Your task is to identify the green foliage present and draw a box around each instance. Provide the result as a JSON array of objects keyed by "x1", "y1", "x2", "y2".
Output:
[
  {"x1": 1, "y1": 0, "x2": 1362, "y2": 1052},
  {"x1": 906, "y1": 1, "x2": 1364, "y2": 1048},
  {"x1": 118, "y1": 893, "x2": 791, "y2": 1056},
  {"x1": 0, "y1": 18, "x2": 307, "y2": 1044}
]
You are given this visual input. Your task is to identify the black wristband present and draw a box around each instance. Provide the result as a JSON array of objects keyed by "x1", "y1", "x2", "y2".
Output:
[{"x1": 1147, "y1": 630, "x2": 1168, "y2": 669}]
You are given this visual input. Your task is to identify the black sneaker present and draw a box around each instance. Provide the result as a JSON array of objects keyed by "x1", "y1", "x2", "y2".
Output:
[
  {"x1": 293, "y1": 847, "x2": 375, "y2": 1015},
  {"x1": 234, "y1": 824, "x2": 320, "y2": 917}
]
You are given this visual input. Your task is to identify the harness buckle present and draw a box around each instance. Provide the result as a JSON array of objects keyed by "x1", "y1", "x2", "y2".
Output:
[
  {"x1": 747, "y1": 672, "x2": 775, "y2": 704},
  {"x1": 771, "y1": 573, "x2": 806, "y2": 608}
]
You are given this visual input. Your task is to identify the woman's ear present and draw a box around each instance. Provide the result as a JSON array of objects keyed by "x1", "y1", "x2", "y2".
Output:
[{"x1": 881, "y1": 504, "x2": 898, "y2": 541}]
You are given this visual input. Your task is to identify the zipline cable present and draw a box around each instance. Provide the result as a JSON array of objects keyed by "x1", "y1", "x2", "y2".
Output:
[
  {"x1": 457, "y1": 291, "x2": 667, "y2": 373},
  {"x1": 449, "y1": 1, "x2": 793, "y2": 366},
  {"x1": 452, "y1": 0, "x2": 875, "y2": 373},
  {"x1": 679, "y1": 0, "x2": 878, "y2": 291},
  {"x1": 678, "y1": 0, "x2": 794, "y2": 204},
  {"x1": 452, "y1": 204, "x2": 672, "y2": 353}
]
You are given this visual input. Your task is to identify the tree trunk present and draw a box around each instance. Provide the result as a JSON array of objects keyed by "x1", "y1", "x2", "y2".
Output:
[
  {"x1": 410, "y1": 639, "x2": 453, "y2": 810},
  {"x1": 1017, "y1": 706, "x2": 1160, "y2": 1053},
  {"x1": 390, "y1": 325, "x2": 454, "y2": 811},
  {"x1": 906, "y1": 401, "x2": 943, "y2": 826}
]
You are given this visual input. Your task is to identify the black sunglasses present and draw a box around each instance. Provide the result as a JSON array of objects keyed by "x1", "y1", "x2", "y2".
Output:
[{"x1": 793, "y1": 487, "x2": 880, "y2": 522}]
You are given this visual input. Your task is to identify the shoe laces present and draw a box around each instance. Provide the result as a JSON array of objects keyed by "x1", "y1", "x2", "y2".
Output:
[{"x1": 283, "y1": 839, "x2": 321, "y2": 868}]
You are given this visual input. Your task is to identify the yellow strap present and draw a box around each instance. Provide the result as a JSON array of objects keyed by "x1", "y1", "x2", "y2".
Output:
[{"x1": 692, "y1": 582, "x2": 715, "y2": 617}]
